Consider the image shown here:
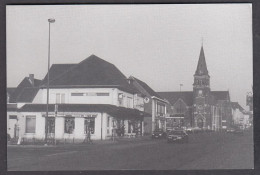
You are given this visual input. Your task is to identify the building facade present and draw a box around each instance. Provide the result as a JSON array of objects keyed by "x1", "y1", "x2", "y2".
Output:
[
  {"x1": 7, "y1": 55, "x2": 150, "y2": 143},
  {"x1": 158, "y1": 46, "x2": 232, "y2": 131},
  {"x1": 129, "y1": 76, "x2": 167, "y2": 134}
]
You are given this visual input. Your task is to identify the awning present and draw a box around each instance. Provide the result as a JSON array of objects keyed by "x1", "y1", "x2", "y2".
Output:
[{"x1": 18, "y1": 104, "x2": 151, "y2": 119}]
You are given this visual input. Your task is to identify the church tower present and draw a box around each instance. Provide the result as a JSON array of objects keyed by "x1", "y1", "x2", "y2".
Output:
[{"x1": 193, "y1": 45, "x2": 211, "y2": 129}]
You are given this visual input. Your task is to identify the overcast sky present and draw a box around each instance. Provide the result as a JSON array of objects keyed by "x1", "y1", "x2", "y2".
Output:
[{"x1": 6, "y1": 4, "x2": 252, "y2": 109}]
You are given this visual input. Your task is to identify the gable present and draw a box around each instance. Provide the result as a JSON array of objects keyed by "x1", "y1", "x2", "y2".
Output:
[{"x1": 157, "y1": 91, "x2": 193, "y2": 106}]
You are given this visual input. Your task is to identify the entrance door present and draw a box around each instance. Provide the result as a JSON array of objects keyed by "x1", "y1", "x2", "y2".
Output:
[
  {"x1": 8, "y1": 117, "x2": 17, "y2": 138},
  {"x1": 197, "y1": 118, "x2": 204, "y2": 129}
]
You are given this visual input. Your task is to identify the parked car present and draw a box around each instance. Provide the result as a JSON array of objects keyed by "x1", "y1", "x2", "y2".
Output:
[
  {"x1": 167, "y1": 130, "x2": 188, "y2": 143},
  {"x1": 226, "y1": 128, "x2": 235, "y2": 133},
  {"x1": 152, "y1": 129, "x2": 167, "y2": 139},
  {"x1": 233, "y1": 129, "x2": 244, "y2": 135}
]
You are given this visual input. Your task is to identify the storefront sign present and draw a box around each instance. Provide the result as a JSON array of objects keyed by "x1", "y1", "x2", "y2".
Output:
[{"x1": 42, "y1": 112, "x2": 98, "y2": 118}]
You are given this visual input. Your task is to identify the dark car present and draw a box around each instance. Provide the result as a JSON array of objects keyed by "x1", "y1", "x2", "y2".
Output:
[
  {"x1": 152, "y1": 129, "x2": 167, "y2": 139},
  {"x1": 167, "y1": 130, "x2": 188, "y2": 143},
  {"x1": 233, "y1": 129, "x2": 244, "y2": 135}
]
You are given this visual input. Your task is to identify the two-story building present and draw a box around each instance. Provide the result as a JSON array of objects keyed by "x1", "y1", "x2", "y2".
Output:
[
  {"x1": 129, "y1": 76, "x2": 168, "y2": 134},
  {"x1": 7, "y1": 55, "x2": 149, "y2": 143}
]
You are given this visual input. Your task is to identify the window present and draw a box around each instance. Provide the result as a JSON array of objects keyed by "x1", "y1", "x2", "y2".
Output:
[
  {"x1": 107, "y1": 117, "x2": 110, "y2": 127},
  {"x1": 107, "y1": 117, "x2": 110, "y2": 134},
  {"x1": 128, "y1": 120, "x2": 133, "y2": 133},
  {"x1": 9, "y1": 115, "x2": 17, "y2": 119},
  {"x1": 96, "y1": 93, "x2": 109, "y2": 96},
  {"x1": 26, "y1": 116, "x2": 36, "y2": 133},
  {"x1": 198, "y1": 90, "x2": 203, "y2": 97},
  {"x1": 64, "y1": 117, "x2": 75, "y2": 134},
  {"x1": 127, "y1": 97, "x2": 132, "y2": 108},
  {"x1": 71, "y1": 93, "x2": 84, "y2": 96},
  {"x1": 84, "y1": 118, "x2": 95, "y2": 134},
  {"x1": 47, "y1": 117, "x2": 55, "y2": 133},
  {"x1": 56, "y1": 93, "x2": 65, "y2": 104},
  {"x1": 157, "y1": 102, "x2": 165, "y2": 115}
]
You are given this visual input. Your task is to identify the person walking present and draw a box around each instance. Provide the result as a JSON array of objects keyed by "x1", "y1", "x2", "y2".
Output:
[{"x1": 86, "y1": 128, "x2": 93, "y2": 144}]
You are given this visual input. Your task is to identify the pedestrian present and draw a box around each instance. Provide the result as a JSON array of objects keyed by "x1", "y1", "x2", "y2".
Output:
[{"x1": 86, "y1": 128, "x2": 93, "y2": 144}]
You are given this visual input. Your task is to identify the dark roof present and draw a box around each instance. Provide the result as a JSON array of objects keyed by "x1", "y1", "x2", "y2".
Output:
[
  {"x1": 7, "y1": 87, "x2": 16, "y2": 95},
  {"x1": 195, "y1": 46, "x2": 209, "y2": 76},
  {"x1": 130, "y1": 76, "x2": 162, "y2": 99},
  {"x1": 7, "y1": 103, "x2": 18, "y2": 111},
  {"x1": 18, "y1": 104, "x2": 151, "y2": 118},
  {"x1": 9, "y1": 77, "x2": 41, "y2": 103},
  {"x1": 211, "y1": 91, "x2": 230, "y2": 101},
  {"x1": 41, "y1": 64, "x2": 76, "y2": 86},
  {"x1": 41, "y1": 55, "x2": 137, "y2": 93},
  {"x1": 16, "y1": 88, "x2": 40, "y2": 103},
  {"x1": 157, "y1": 91, "x2": 194, "y2": 106},
  {"x1": 230, "y1": 102, "x2": 244, "y2": 111}
]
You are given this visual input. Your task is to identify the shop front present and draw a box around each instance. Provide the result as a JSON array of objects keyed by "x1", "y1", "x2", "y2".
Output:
[{"x1": 17, "y1": 104, "x2": 150, "y2": 143}]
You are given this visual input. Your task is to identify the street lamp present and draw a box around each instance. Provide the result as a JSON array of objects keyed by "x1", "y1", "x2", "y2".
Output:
[
  {"x1": 179, "y1": 84, "x2": 183, "y2": 128},
  {"x1": 45, "y1": 18, "x2": 55, "y2": 146}
]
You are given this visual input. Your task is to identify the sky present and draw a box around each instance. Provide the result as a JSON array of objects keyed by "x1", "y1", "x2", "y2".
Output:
[{"x1": 6, "y1": 4, "x2": 252, "y2": 109}]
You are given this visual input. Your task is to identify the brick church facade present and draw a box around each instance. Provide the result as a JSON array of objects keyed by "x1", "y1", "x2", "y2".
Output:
[{"x1": 158, "y1": 46, "x2": 232, "y2": 131}]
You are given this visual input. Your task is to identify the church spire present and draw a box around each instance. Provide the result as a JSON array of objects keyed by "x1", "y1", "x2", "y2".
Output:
[{"x1": 195, "y1": 45, "x2": 208, "y2": 76}]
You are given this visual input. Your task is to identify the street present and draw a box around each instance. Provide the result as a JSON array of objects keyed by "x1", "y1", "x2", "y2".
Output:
[{"x1": 7, "y1": 131, "x2": 253, "y2": 170}]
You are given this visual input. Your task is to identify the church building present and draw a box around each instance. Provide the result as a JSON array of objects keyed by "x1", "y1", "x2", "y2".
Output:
[{"x1": 158, "y1": 46, "x2": 232, "y2": 131}]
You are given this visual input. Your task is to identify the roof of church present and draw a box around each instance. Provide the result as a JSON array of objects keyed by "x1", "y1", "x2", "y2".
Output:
[
  {"x1": 41, "y1": 55, "x2": 137, "y2": 94},
  {"x1": 9, "y1": 77, "x2": 41, "y2": 103},
  {"x1": 211, "y1": 91, "x2": 230, "y2": 101},
  {"x1": 130, "y1": 76, "x2": 162, "y2": 99},
  {"x1": 157, "y1": 91, "x2": 194, "y2": 106},
  {"x1": 195, "y1": 46, "x2": 209, "y2": 76},
  {"x1": 157, "y1": 90, "x2": 230, "y2": 106}
]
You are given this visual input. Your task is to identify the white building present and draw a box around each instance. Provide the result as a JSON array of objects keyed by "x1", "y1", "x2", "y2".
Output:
[
  {"x1": 7, "y1": 55, "x2": 149, "y2": 143},
  {"x1": 230, "y1": 102, "x2": 250, "y2": 130},
  {"x1": 129, "y1": 76, "x2": 167, "y2": 134}
]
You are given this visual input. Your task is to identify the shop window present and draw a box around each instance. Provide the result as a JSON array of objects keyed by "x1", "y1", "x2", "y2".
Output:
[
  {"x1": 84, "y1": 118, "x2": 95, "y2": 134},
  {"x1": 107, "y1": 117, "x2": 110, "y2": 127},
  {"x1": 56, "y1": 93, "x2": 65, "y2": 104},
  {"x1": 64, "y1": 117, "x2": 75, "y2": 134},
  {"x1": 128, "y1": 121, "x2": 133, "y2": 133},
  {"x1": 47, "y1": 117, "x2": 55, "y2": 133},
  {"x1": 26, "y1": 116, "x2": 36, "y2": 133}
]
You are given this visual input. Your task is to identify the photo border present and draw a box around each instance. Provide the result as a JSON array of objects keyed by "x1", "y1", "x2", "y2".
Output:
[{"x1": 0, "y1": 1, "x2": 258, "y2": 175}]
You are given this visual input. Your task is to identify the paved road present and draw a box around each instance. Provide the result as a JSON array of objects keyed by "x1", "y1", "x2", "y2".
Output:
[{"x1": 7, "y1": 131, "x2": 253, "y2": 170}]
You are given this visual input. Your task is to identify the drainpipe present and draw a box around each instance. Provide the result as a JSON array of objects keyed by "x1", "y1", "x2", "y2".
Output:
[{"x1": 101, "y1": 113, "x2": 103, "y2": 140}]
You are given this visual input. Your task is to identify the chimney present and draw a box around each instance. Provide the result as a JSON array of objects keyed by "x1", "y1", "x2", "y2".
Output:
[
  {"x1": 127, "y1": 78, "x2": 134, "y2": 85},
  {"x1": 29, "y1": 74, "x2": 34, "y2": 86}
]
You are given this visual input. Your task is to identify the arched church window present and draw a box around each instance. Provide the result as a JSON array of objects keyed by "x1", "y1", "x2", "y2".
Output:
[{"x1": 198, "y1": 90, "x2": 203, "y2": 97}]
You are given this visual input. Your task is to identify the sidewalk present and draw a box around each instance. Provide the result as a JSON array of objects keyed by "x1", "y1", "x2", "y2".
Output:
[{"x1": 7, "y1": 135, "x2": 152, "y2": 148}]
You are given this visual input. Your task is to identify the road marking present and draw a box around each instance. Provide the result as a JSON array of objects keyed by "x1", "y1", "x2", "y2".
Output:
[
  {"x1": 45, "y1": 151, "x2": 78, "y2": 157},
  {"x1": 8, "y1": 157, "x2": 33, "y2": 161}
]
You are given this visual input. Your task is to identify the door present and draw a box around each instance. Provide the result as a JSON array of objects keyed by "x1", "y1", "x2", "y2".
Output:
[
  {"x1": 8, "y1": 118, "x2": 17, "y2": 138},
  {"x1": 197, "y1": 118, "x2": 204, "y2": 129}
]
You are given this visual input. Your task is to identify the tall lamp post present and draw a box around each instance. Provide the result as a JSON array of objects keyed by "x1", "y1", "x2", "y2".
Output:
[
  {"x1": 179, "y1": 84, "x2": 183, "y2": 128},
  {"x1": 45, "y1": 18, "x2": 55, "y2": 145}
]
